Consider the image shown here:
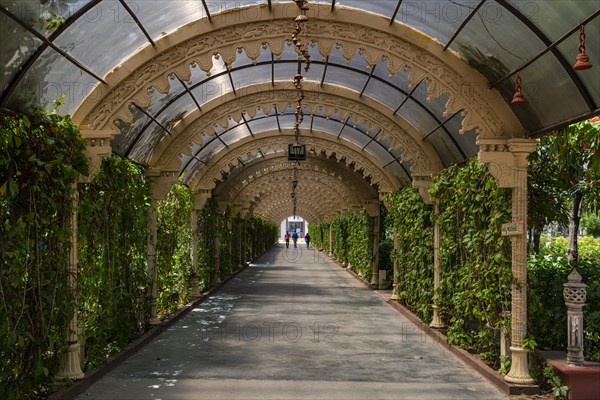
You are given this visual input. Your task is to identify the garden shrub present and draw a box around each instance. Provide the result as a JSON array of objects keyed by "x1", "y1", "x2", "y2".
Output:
[{"x1": 529, "y1": 235, "x2": 600, "y2": 362}]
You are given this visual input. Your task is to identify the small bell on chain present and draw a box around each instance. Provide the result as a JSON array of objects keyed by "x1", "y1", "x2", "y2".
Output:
[
  {"x1": 574, "y1": 25, "x2": 593, "y2": 71},
  {"x1": 511, "y1": 73, "x2": 524, "y2": 104}
]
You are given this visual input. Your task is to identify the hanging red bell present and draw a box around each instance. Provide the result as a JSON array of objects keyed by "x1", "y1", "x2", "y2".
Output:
[
  {"x1": 511, "y1": 73, "x2": 524, "y2": 104},
  {"x1": 574, "y1": 25, "x2": 593, "y2": 70}
]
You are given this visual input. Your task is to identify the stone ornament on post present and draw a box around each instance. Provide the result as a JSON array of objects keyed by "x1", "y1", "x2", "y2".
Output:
[{"x1": 563, "y1": 268, "x2": 587, "y2": 365}]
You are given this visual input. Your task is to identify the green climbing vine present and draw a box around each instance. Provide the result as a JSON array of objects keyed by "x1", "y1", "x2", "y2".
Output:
[
  {"x1": 78, "y1": 156, "x2": 150, "y2": 370},
  {"x1": 1, "y1": 108, "x2": 88, "y2": 399},
  {"x1": 156, "y1": 183, "x2": 192, "y2": 316},
  {"x1": 431, "y1": 158, "x2": 512, "y2": 363},
  {"x1": 385, "y1": 187, "x2": 434, "y2": 321},
  {"x1": 310, "y1": 209, "x2": 374, "y2": 280}
]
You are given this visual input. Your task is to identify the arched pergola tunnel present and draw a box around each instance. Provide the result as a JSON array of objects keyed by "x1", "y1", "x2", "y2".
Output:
[{"x1": 2, "y1": 0, "x2": 599, "y2": 389}]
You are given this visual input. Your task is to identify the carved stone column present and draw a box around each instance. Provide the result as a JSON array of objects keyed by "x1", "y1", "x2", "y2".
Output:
[
  {"x1": 564, "y1": 268, "x2": 587, "y2": 364},
  {"x1": 190, "y1": 207, "x2": 200, "y2": 299},
  {"x1": 147, "y1": 196, "x2": 159, "y2": 325},
  {"x1": 56, "y1": 187, "x2": 85, "y2": 381},
  {"x1": 430, "y1": 202, "x2": 445, "y2": 328},
  {"x1": 478, "y1": 138, "x2": 537, "y2": 385},
  {"x1": 364, "y1": 200, "x2": 380, "y2": 289},
  {"x1": 371, "y1": 214, "x2": 380, "y2": 289},
  {"x1": 390, "y1": 227, "x2": 399, "y2": 300},
  {"x1": 213, "y1": 214, "x2": 222, "y2": 285},
  {"x1": 227, "y1": 217, "x2": 233, "y2": 275},
  {"x1": 329, "y1": 223, "x2": 333, "y2": 257},
  {"x1": 56, "y1": 132, "x2": 113, "y2": 381},
  {"x1": 147, "y1": 169, "x2": 179, "y2": 326}
]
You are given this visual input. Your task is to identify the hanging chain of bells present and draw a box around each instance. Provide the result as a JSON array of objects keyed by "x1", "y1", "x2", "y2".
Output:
[
  {"x1": 292, "y1": 0, "x2": 310, "y2": 144},
  {"x1": 290, "y1": 0, "x2": 310, "y2": 217}
]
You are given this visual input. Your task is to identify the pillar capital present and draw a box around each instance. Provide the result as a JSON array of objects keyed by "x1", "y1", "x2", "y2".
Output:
[
  {"x1": 412, "y1": 174, "x2": 433, "y2": 204},
  {"x1": 477, "y1": 138, "x2": 537, "y2": 188},
  {"x1": 193, "y1": 189, "x2": 212, "y2": 210},
  {"x1": 363, "y1": 199, "x2": 380, "y2": 217},
  {"x1": 80, "y1": 129, "x2": 114, "y2": 182},
  {"x1": 147, "y1": 168, "x2": 180, "y2": 200}
]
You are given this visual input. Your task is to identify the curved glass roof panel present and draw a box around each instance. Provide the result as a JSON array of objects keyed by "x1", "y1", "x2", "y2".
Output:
[
  {"x1": 427, "y1": 130, "x2": 464, "y2": 168},
  {"x1": 5, "y1": 45, "x2": 98, "y2": 114},
  {"x1": 505, "y1": 0, "x2": 598, "y2": 42},
  {"x1": 53, "y1": 2, "x2": 147, "y2": 81},
  {"x1": 450, "y1": 1, "x2": 547, "y2": 80},
  {"x1": 509, "y1": 52, "x2": 590, "y2": 132},
  {"x1": 557, "y1": 26, "x2": 600, "y2": 107},
  {"x1": 133, "y1": 1, "x2": 206, "y2": 39},
  {"x1": 0, "y1": 0, "x2": 90, "y2": 37},
  {"x1": 397, "y1": 98, "x2": 439, "y2": 135},
  {"x1": 112, "y1": 106, "x2": 151, "y2": 156},
  {"x1": 362, "y1": 78, "x2": 405, "y2": 111},
  {"x1": 0, "y1": 19, "x2": 41, "y2": 96}
]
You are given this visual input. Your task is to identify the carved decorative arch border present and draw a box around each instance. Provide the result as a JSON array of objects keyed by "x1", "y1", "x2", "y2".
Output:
[
  {"x1": 222, "y1": 165, "x2": 370, "y2": 210},
  {"x1": 74, "y1": 4, "x2": 522, "y2": 141},
  {"x1": 153, "y1": 83, "x2": 440, "y2": 178},
  {"x1": 187, "y1": 130, "x2": 399, "y2": 192}
]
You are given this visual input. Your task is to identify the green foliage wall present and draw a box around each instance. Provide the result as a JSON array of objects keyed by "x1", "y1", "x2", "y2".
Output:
[
  {"x1": 310, "y1": 209, "x2": 374, "y2": 280},
  {"x1": 431, "y1": 159, "x2": 512, "y2": 362},
  {"x1": 383, "y1": 159, "x2": 512, "y2": 364},
  {"x1": 78, "y1": 156, "x2": 150, "y2": 370},
  {"x1": 1, "y1": 110, "x2": 88, "y2": 399},
  {"x1": 156, "y1": 184, "x2": 192, "y2": 316},
  {"x1": 385, "y1": 187, "x2": 434, "y2": 321},
  {"x1": 309, "y1": 223, "x2": 330, "y2": 254}
]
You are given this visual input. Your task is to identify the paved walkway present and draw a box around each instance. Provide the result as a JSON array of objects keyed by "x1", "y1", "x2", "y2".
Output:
[{"x1": 76, "y1": 245, "x2": 506, "y2": 400}]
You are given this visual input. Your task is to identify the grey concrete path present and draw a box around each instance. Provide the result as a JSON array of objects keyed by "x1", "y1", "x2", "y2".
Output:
[{"x1": 76, "y1": 244, "x2": 507, "y2": 400}]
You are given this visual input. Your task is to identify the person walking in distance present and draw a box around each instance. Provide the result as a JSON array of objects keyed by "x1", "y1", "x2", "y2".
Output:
[
  {"x1": 284, "y1": 231, "x2": 290, "y2": 248},
  {"x1": 304, "y1": 232, "x2": 311, "y2": 249},
  {"x1": 292, "y1": 231, "x2": 298, "y2": 248}
]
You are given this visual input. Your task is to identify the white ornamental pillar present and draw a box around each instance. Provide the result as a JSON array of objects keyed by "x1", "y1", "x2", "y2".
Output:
[
  {"x1": 390, "y1": 227, "x2": 399, "y2": 300},
  {"x1": 213, "y1": 214, "x2": 222, "y2": 285},
  {"x1": 56, "y1": 133, "x2": 113, "y2": 381},
  {"x1": 370, "y1": 214, "x2": 380, "y2": 289},
  {"x1": 329, "y1": 223, "x2": 333, "y2": 257},
  {"x1": 478, "y1": 138, "x2": 537, "y2": 385},
  {"x1": 56, "y1": 187, "x2": 85, "y2": 381},
  {"x1": 190, "y1": 207, "x2": 200, "y2": 299},
  {"x1": 147, "y1": 169, "x2": 179, "y2": 325},
  {"x1": 430, "y1": 202, "x2": 445, "y2": 328}
]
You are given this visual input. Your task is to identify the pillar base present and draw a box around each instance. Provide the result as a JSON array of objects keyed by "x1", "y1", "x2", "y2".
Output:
[
  {"x1": 505, "y1": 346, "x2": 534, "y2": 384},
  {"x1": 190, "y1": 276, "x2": 200, "y2": 299},
  {"x1": 429, "y1": 304, "x2": 446, "y2": 329},
  {"x1": 149, "y1": 317, "x2": 161, "y2": 326},
  {"x1": 390, "y1": 284, "x2": 398, "y2": 300},
  {"x1": 55, "y1": 343, "x2": 85, "y2": 381}
]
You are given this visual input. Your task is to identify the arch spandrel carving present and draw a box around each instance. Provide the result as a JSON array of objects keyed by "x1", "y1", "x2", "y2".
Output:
[{"x1": 74, "y1": 4, "x2": 522, "y2": 143}]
